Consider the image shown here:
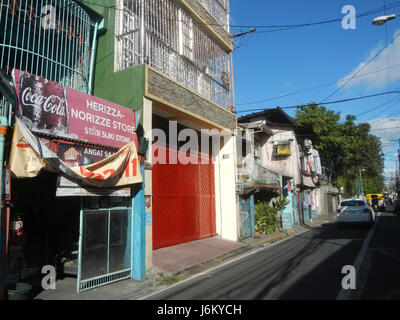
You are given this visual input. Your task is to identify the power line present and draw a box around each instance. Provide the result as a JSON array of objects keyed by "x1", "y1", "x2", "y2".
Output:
[
  {"x1": 356, "y1": 86, "x2": 400, "y2": 117},
  {"x1": 236, "y1": 90, "x2": 400, "y2": 114},
  {"x1": 237, "y1": 64, "x2": 400, "y2": 106},
  {"x1": 79, "y1": 0, "x2": 400, "y2": 32},
  {"x1": 232, "y1": 1, "x2": 400, "y2": 33},
  {"x1": 319, "y1": 31, "x2": 400, "y2": 104}
]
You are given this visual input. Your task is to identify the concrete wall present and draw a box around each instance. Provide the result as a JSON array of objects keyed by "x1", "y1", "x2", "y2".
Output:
[
  {"x1": 146, "y1": 67, "x2": 237, "y2": 132},
  {"x1": 215, "y1": 134, "x2": 239, "y2": 241},
  {"x1": 143, "y1": 97, "x2": 153, "y2": 272},
  {"x1": 318, "y1": 185, "x2": 340, "y2": 219},
  {"x1": 260, "y1": 129, "x2": 302, "y2": 186}
]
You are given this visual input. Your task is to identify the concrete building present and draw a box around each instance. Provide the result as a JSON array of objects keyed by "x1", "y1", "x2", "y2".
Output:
[
  {"x1": 0, "y1": 0, "x2": 238, "y2": 296},
  {"x1": 84, "y1": 0, "x2": 238, "y2": 276}
]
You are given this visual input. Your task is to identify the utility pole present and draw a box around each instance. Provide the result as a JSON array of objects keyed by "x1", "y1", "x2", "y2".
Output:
[{"x1": 359, "y1": 168, "x2": 364, "y2": 198}]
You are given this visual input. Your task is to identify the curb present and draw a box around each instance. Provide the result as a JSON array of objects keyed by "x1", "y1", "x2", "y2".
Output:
[{"x1": 250, "y1": 229, "x2": 295, "y2": 247}]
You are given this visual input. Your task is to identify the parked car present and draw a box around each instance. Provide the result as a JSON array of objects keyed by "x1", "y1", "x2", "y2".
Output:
[{"x1": 336, "y1": 199, "x2": 375, "y2": 228}]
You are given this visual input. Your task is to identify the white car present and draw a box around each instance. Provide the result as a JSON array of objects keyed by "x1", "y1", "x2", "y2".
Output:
[{"x1": 336, "y1": 199, "x2": 375, "y2": 227}]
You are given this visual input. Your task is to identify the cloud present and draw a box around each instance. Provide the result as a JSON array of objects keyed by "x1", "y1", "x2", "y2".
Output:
[
  {"x1": 368, "y1": 117, "x2": 400, "y2": 144},
  {"x1": 339, "y1": 29, "x2": 400, "y2": 89},
  {"x1": 368, "y1": 117, "x2": 400, "y2": 179}
]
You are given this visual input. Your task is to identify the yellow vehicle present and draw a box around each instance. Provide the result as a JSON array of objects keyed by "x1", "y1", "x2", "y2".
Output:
[{"x1": 365, "y1": 194, "x2": 385, "y2": 211}]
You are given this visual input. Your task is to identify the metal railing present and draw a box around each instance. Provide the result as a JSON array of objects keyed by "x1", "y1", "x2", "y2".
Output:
[
  {"x1": 0, "y1": 0, "x2": 92, "y2": 122},
  {"x1": 197, "y1": 0, "x2": 229, "y2": 32},
  {"x1": 116, "y1": 0, "x2": 231, "y2": 108}
]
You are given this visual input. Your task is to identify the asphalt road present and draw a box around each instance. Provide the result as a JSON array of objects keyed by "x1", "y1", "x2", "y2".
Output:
[{"x1": 143, "y1": 210, "x2": 400, "y2": 300}]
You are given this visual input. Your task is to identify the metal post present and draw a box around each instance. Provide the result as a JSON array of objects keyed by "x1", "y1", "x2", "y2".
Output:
[
  {"x1": 88, "y1": 21, "x2": 99, "y2": 95},
  {"x1": 0, "y1": 130, "x2": 5, "y2": 300},
  {"x1": 359, "y1": 168, "x2": 364, "y2": 198}
]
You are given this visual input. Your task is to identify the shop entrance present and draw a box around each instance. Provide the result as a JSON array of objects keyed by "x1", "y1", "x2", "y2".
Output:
[{"x1": 77, "y1": 198, "x2": 132, "y2": 293}]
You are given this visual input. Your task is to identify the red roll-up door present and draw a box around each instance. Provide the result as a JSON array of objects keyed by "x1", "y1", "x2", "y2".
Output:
[{"x1": 152, "y1": 145, "x2": 216, "y2": 249}]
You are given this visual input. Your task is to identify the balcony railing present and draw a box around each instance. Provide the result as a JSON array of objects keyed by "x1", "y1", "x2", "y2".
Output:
[
  {"x1": 197, "y1": 0, "x2": 229, "y2": 32},
  {"x1": 116, "y1": 0, "x2": 231, "y2": 109}
]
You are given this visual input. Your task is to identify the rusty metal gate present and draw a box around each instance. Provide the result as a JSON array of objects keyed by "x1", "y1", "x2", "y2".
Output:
[{"x1": 152, "y1": 145, "x2": 216, "y2": 249}]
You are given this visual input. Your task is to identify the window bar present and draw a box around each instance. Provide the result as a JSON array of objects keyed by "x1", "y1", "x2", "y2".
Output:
[
  {"x1": 7, "y1": 0, "x2": 16, "y2": 75},
  {"x1": 49, "y1": 0, "x2": 56, "y2": 81},
  {"x1": 14, "y1": 0, "x2": 23, "y2": 72},
  {"x1": 72, "y1": 5, "x2": 77, "y2": 89},
  {"x1": 61, "y1": 1, "x2": 68, "y2": 85}
]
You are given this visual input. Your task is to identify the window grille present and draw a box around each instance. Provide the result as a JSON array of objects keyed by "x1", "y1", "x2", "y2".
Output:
[
  {"x1": 197, "y1": 0, "x2": 229, "y2": 31},
  {"x1": 0, "y1": 0, "x2": 92, "y2": 123},
  {"x1": 116, "y1": 0, "x2": 231, "y2": 109}
]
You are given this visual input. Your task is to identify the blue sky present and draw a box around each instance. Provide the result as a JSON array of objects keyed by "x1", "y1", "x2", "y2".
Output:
[{"x1": 230, "y1": 0, "x2": 400, "y2": 183}]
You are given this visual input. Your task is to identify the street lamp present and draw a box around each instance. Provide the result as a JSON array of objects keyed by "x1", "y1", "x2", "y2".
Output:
[
  {"x1": 359, "y1": 168, "x2": 365, "y2": 198},
  {"x1": 372, "y1": 14, "x2": 399, "y2": 26}
]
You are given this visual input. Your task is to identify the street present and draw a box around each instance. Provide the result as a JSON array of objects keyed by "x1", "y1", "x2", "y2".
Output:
[{"x1": 143, "y1": 210, "x2": 400, "y2": 300}]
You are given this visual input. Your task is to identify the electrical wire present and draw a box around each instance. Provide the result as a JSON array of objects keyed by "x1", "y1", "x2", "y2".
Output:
[
  {"x1": 78, "y1": 0, "x2": 400, "y2": 32},
  {"x1": 319, "y1": 32, "x2": 400, "y2": 104},
  {"x1": 237, "y1": 64, "x2": 400, "y2": 106},
  {"x1": 236, "y1": 90, "x2": 400, "y2": 114}
]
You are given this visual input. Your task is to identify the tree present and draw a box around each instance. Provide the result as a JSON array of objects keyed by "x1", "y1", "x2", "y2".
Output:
[{"x1": 295, "y1": 104, "x2": 384, "y2": 197}]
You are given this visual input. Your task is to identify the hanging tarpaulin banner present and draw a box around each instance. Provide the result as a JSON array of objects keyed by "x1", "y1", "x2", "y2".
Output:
[
  {"x1": 10, "y1": 118, "x2": 142, "y2": 188},
  {"x1": 12, "y1": 69, "x2": 137, "y2": 149}
]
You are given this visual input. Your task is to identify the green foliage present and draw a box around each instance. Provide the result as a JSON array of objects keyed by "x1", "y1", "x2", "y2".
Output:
[
  {"x1": 156, "y1": 272, "x2": 185, "y2": 286},
  {"x1": 254, "y1": 198, "x2": 289, "y2": 234},
  {"x1": 295, "y1": 104, "x2": 385, "y2": 196}
]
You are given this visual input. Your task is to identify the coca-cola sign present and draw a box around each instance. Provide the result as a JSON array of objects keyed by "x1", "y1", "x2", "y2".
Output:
[
  {"x1": 15, "y1": 71, "x2": 69, "y2": 136},
  {"x1": 13, "y1": 70, "x2": 137, "y2": 149},
  {"x1": 21, "y1": 87, "x2": 67, "y2": 116}
]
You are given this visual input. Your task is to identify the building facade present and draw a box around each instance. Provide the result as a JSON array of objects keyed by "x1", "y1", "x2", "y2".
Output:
[
  {"x1": 0, "y1": 0, "x2": 150, "y2": 297},
  {"x1": 238, "y1": 108, "x2": 323, "y2": 229},
  {"x1": 84, "y1": 0, "x2": 238, "y2": 275}
]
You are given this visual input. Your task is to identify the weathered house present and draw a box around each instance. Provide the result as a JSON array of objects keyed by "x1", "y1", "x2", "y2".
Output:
[
  {"x1": 236, "y1": 121, "x2": 282, "y2": 238},
  {"x1": 238, "y1": 108, "x2": 322, "y2": 228}
]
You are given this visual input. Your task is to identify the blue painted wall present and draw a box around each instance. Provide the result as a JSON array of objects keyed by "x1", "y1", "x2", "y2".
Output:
[
  {"x1": 132, "y1": 165, "x2": 146, "y2": 281},
  {"x1": 293, "y1": 192, "x2": 299, "y2": 224},
  {"x1": 239, "y1": 195, "x2": 255, "y2": 238}
]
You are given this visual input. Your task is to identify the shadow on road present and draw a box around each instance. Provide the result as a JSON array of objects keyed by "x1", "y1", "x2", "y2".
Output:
[{"x1": 277, "y1": 213, "x2": 400, "y2": 300}]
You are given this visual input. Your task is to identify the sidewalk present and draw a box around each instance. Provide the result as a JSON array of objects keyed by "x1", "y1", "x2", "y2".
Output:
[{"x1": 32, "y1": 220, "x2": 328, "y2": 300}]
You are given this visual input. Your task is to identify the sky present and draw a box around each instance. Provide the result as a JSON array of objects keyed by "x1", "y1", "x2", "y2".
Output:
[{"x1": 230, "y1": 0, "x2": 400, "y2": 185}]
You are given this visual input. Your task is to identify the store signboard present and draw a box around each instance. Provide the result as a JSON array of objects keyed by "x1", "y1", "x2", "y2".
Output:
[
  {"x1": 12, "y1": 69, "x2": 137, "y2": 149},
  {"x1": 10, "y1": 118, "x2": 142, "y2": 189}
]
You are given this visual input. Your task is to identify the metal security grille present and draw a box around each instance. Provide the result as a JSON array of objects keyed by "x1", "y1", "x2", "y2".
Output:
[
  {"x1": 77, "y1": 207, "x2": 132, "y2": 292},
  {"x1": 115, "y1": 0, "x2": 231, "y2": 109},
  {"x1": 198, "y1": 0, "x2": 229, "y2": 31},
  {"x1": 152, "y1": 145, "x2": 216, "y2": 249},
  {"x1": 0, "y1": 0, "x2": 92, "y2": 125}
]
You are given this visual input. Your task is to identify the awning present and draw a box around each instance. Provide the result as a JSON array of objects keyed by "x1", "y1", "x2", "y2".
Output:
[
  {"x1": 9, "y1": 118, "x2": 142, "y2": 188},
  {"x1": 272, "y1": 131, "x2": 295, "y2": 145}
]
